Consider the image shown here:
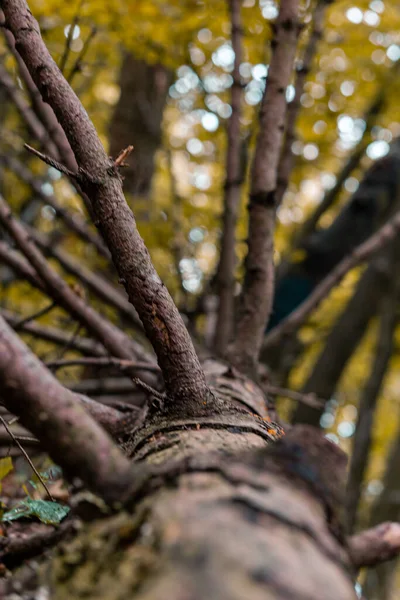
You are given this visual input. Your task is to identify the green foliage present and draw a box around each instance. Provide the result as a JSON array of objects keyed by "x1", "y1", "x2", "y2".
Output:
[{"x1": 2, "y1": 498, "x2": 70, "y2": 525}]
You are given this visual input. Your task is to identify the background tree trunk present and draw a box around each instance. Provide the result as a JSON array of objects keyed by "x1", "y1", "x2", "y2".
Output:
[{"x1": 109, "y1": 53, "x2": 173, "y2": 212}]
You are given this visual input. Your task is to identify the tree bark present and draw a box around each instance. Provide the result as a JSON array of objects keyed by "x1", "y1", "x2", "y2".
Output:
[{"x1": 41, "y1": 420, "x2": 356, "y2": 600}]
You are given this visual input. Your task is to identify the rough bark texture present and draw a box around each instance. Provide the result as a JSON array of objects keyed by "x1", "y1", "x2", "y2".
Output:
[
  {"x1": 2, "y1": 0, "x2": 208, "y2": 406},
  {"x1": 228, "y1": 0, "x2": 300, "y2": 376},
  {"x1": 42, "y1": 423, "x2": 356, "y2": 600}
]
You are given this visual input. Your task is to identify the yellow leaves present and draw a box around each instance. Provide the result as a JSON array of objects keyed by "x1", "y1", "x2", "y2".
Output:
[{"x1": 0, "y1": 457, "x2": 13, "y2": 494}]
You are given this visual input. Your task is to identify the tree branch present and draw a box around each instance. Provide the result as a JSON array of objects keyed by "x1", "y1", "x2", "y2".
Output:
[
  {"x1": 0, "y1": 195, "x2": 149, "y2": 362},
  {"x1": 275, "y1": 0, "x2": 328, "y2": 206},
  {"x1": 2, "y1": 0, "x2": 209, "y2": 407},
  {"x1": 228, "y1": 0, "x2": 301, "y2": 377},
  {"x1": 264, "y1": 209, "x2": 400, "y2": 350},
  {"x1": 1, "y1": 308, "x2": 107, "y2": 356},
  {"x1": 213, "y1": 0, "x2": 244, "y2": 356},
  {"x1": 348, "y1": 522, "x2": 400, "y2": 570},
  {"x1": 0, "y1": 314, "x2": 135, "y2": 505},
  {"x1": 0, "y1": 153, "x2": 108, "y2": 257},
  {"x1": 28, "y1": 226, "x2": 142, "y2": 329}
]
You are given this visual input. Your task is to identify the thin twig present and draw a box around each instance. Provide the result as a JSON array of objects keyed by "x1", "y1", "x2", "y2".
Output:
[
  {"x1": 67, "y1": 25, "x2": 97, "y2": 85},
  {"x1": 0, "y1": 415, "x2": 53, "y2": 500},
  {"x1": 45, "y1": 356, "x2": 160, "y2": 372},
  {"x1": 24, "y1": 143, "x2": 77, "y2": 179},
  {"x1": 55, "y1": 322, "x2": 83, "y2": 359},
  {"x1": 263, "y1": 383, "x2": 324, "y2": 409},
  {"x1": 114, "y1": 145, "x2": 134, "y2": 167},
  {"x1": 13, "y1": 301, "x2": 56, "y2": 331},
  {"x1": 59, "y1": 0, "x2": 83, "y2": 74}
]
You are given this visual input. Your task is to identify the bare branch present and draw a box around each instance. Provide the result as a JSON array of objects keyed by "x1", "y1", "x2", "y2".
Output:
[
  {"x1": 67, "y1": 25, "x2": 97, "y2": 85},
  {"x1": 263, "y1": 383, "x2": 324, "y2": 409},
  {"x1": 292, "y1": 248, "x2": 396, "y2": 426},
  {"x1": 348, "y1": 522, "x2": 400, "y2": 569},
  {"x1": 0, "y1": 314, "x2": 134, "y2": 505},
  {"x1": 28, "y1": 226, "x2": 142, "y2": 329},
  {"x1": 228, "y1": 0, "x2": 301, "y2": 376},
  {"x1": 275, "y1": 0, "x2": 328, "y2": 206},
  {"x1": 13, "y1": 300, "x2": 56, "y2": 331},
  {"x1": 0, "y1": 61, "x2": 58, "y2": 156},
  {"x1": 264, "y1": 209, "x2": 400, "y2": 350},
  {"x1": 0, "y1": 153, "x2": 108, "y2": 256},
  {"x1": 1, "y1": 308, "x2": 107, "y2": 356},
  {"x1": 46, "y1": 356, "x2": 161, "y2": 374},
  {"x1": 0, "y1": 414, "x2": 53, "y2": 500},
  {"x1": 2, "y1": 0, "x2": 209, "y2": 406},
  {"x1": 0, "y1": 195, "x2": 148, "y2": 362},
  {"x1": 0, "y1": 240, "x2": 45, "y2": 290},
  {"x1": 213, "y1": 0, "x2": 244, "y2": 356},
  {"x1": 59, "y1": 1, "x2": 83, "y2": 74}
]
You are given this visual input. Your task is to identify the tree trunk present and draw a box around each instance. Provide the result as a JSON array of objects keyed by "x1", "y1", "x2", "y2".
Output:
[
  {"x1": 109, "y1": 53, "x2": 172, "y2": 210},
  {"x1": 13, "y1": 365, "x2": 357, "y2": 600}
]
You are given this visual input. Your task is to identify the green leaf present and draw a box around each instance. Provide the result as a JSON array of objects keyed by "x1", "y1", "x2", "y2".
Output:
[{"x1": 2, "y1": 498, "x2": 70, "y2": 525}]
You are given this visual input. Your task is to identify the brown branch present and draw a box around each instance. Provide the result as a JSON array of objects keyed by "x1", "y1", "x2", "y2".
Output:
[
  {"x1": 13, "y1": 300, "x2": 56, "y2": 331},
  {"x1": 1, "y1": 10, "x2": 78, "y2": 172},
  {"x1": 0, "y1": 314, "x2": 135, "y2": 504},
  {"x1": 275, "y1": 0, "x2": 328, "y2": 206},
  {"x1": 228, "y1": 0, "x2": 301, "y2": 377},
  {"x1": 67, "y1": 25, "x2": 97, "y2": 85},
  {"x1": 2, "y1": 0, "x2": 209, "y2": 406},
  {"x1": 1, "y1": 308, "x2": 107, "y2": 356},
  {"x1": 46, "y1": 356, "x2": 161, "y2": 373},
  {"x1": 0, "y1": 153, "x2": 107, "y2": 256},
  {"x1": 263, "y1": 383, "x2": 324, "y2": 409},
  {"x1": 264, "y1": 209, "x2": 400, "y2": 350},
  {"x1": 346, "y1": 286, "x2": 398, "y2": 534},
  {"x1": 59, "y1": 0, "x2": 83, "y2": 74},
  {"x1": 213, "y1": 0, "x2": 244, "y2": 356},
  {"x1": 348, "y1": 522, "x2": 400, "y2": 569},
  {"x1": 0, "y1": 240, "x2": 45, "y2": 290},
  {"x1": 24, "y1": 142, "x2": 78, "y2": 178},
  {"x1": 0, "y1": 62, "x2": 58, "y2": 157},
  {"x1": 1, "y1": 11, "x2": 96, "y2": 219},
  {"x1": 28, "y1": 227, "x2": 142, "y2": 329},
  {"x1": 0, "y1": 195, "x2": 147, "y2": 362},
  {"x1": 0, "y1": 414, "x2": 53, "y2": 500},
  {"x1": 292, "y1": 247, "x2": 396, "y2": 426}
]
